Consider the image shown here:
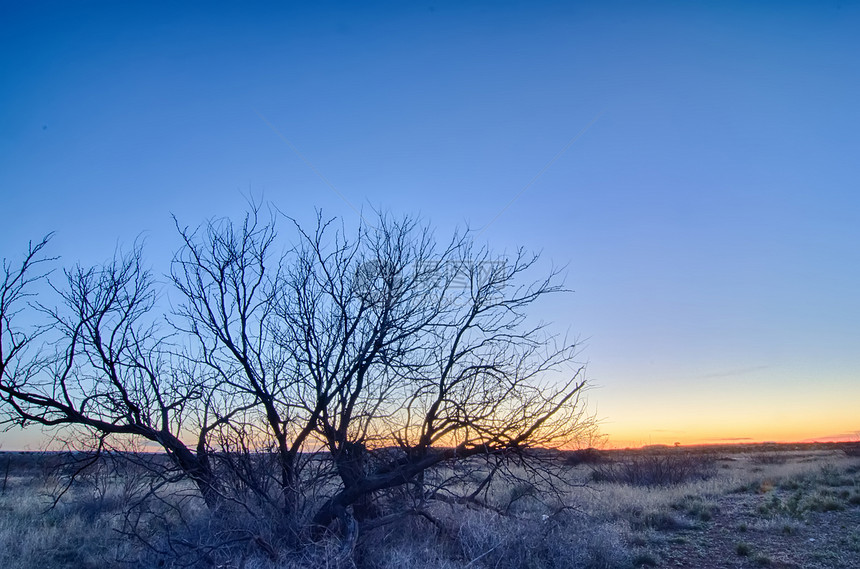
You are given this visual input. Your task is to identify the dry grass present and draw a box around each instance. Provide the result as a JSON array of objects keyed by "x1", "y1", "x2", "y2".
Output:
[
  {"x1": 0, "y1": 474, "x2": 124, "y2": 568},
  {"x1": 1, "y1": 445, "x2": 859, "y2": 568}
]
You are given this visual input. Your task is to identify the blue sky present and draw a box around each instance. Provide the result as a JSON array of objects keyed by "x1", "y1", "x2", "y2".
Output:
[{"x1": 2, "y1": 1, "x2": 859, "y2": 447}]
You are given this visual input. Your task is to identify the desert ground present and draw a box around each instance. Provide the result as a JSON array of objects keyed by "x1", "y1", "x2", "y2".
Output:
[{"x1": 1, "y1": 443, "x2": 858, "y2": 569}]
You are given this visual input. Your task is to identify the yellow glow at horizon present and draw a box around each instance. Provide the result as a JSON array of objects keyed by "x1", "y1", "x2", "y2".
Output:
[
  {"x1": 3, "y1": 368, "x2": 858, "y2": 450},
  {"x1": 598, "y1": 372, "x2": 859, "y2": 448}
]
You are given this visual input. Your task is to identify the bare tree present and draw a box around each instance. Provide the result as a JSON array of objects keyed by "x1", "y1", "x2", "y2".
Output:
[
  {"x1": 0, "y1": 208, "x2": 595, "y2": 557},
  {"x1": 275, "y1": 216, "x2": 575, "y2": 526},
  {"x1": 0, "y1": 235, "x2": 53, "y2": 424},
  {"x1": 0, "y1": 241, "x2": 223, "y2": 506}
]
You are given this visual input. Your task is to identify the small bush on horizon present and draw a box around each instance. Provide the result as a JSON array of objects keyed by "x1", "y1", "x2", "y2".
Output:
[{"x1": 565, "y1": 448, "x2": 604, "y2": 467}]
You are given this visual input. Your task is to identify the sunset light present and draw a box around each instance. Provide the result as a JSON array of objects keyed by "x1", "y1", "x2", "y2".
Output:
[{"x1": 1, "y1": 3, "x2": 859, "y2": 565}]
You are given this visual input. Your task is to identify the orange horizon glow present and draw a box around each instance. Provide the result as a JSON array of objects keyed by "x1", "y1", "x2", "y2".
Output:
[
  {"x1": 589, "y1": 369, "x2": 860, "y2": 451},
  {"x1": 602, "y1": 421, "x2": 860, "y2": 449},
  {"x1": 601, "y1": 425, "x2": 860, "y2": 450},
  {"x1": 602, "y1": 432, "x2": 859, "y2": 450},
  {"x1": 3, "y1": 418, "x2": 858, "y2": 453},
  {"x1": 1, "y1": 426, "x2": 858, "y2": 453}
]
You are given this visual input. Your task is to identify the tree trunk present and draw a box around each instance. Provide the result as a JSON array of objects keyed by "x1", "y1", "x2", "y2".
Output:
[
  {"x1": 336, "y1": 441, "x2": 378, "y2": 522},
  {"x1": 156, "y1": 430, "x2": 221, "y2": 510}
]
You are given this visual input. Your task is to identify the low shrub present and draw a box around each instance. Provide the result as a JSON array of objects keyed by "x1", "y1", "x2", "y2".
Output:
[
  {"x1": 590, "y1": 453, "x2": 715, "y2": 486},
  {"x1": 632, "y1": 552, "x2": 658, "y2": 567},
  {"x1": 564, "y1": 448, "x2": 604, "y2": 467},
  {"x1": 671, "y1": 495, "x2": 719, "y2": 522},
  {"x1": 624, "y1": 507, "x2": 693, "y2": 532},
  {"x1": 365, "y1": 510, "x2": 633, "y2": 569},
  {"x1": 805, "y1": 495, "x2": 844, "y2": 512},
  {"x1": 842, "y1": 443, "x2": 860, "y2": 458}
]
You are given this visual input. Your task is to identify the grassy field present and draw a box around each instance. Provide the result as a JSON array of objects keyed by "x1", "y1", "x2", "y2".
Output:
[{"x1": 1, "y1": 443, "x2": 859, "y2": 568}]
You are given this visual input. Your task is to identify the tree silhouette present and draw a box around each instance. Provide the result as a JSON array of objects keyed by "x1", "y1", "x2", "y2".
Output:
[{"x1": 0, "y1": 207, "x2": 594, "y2": 554}]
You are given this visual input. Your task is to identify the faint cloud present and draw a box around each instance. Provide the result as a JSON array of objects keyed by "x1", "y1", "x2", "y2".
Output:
[
  {"x1": 691, "y1": 365, "x2": 771, "y2": 380},
  {"x1": 253, "y1": 109, "x2": 368, "y2": 225},
  {"x1": 801, "y1": 432, "x2": 860, "y2": 443},
  {"x1": 476, "y1": 111, "x2": 603, "y2": 238}
]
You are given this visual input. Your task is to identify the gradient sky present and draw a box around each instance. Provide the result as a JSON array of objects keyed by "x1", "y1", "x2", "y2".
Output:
[{"x1": 2, "y1": 1, "x2": 859, "y2": 449}]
